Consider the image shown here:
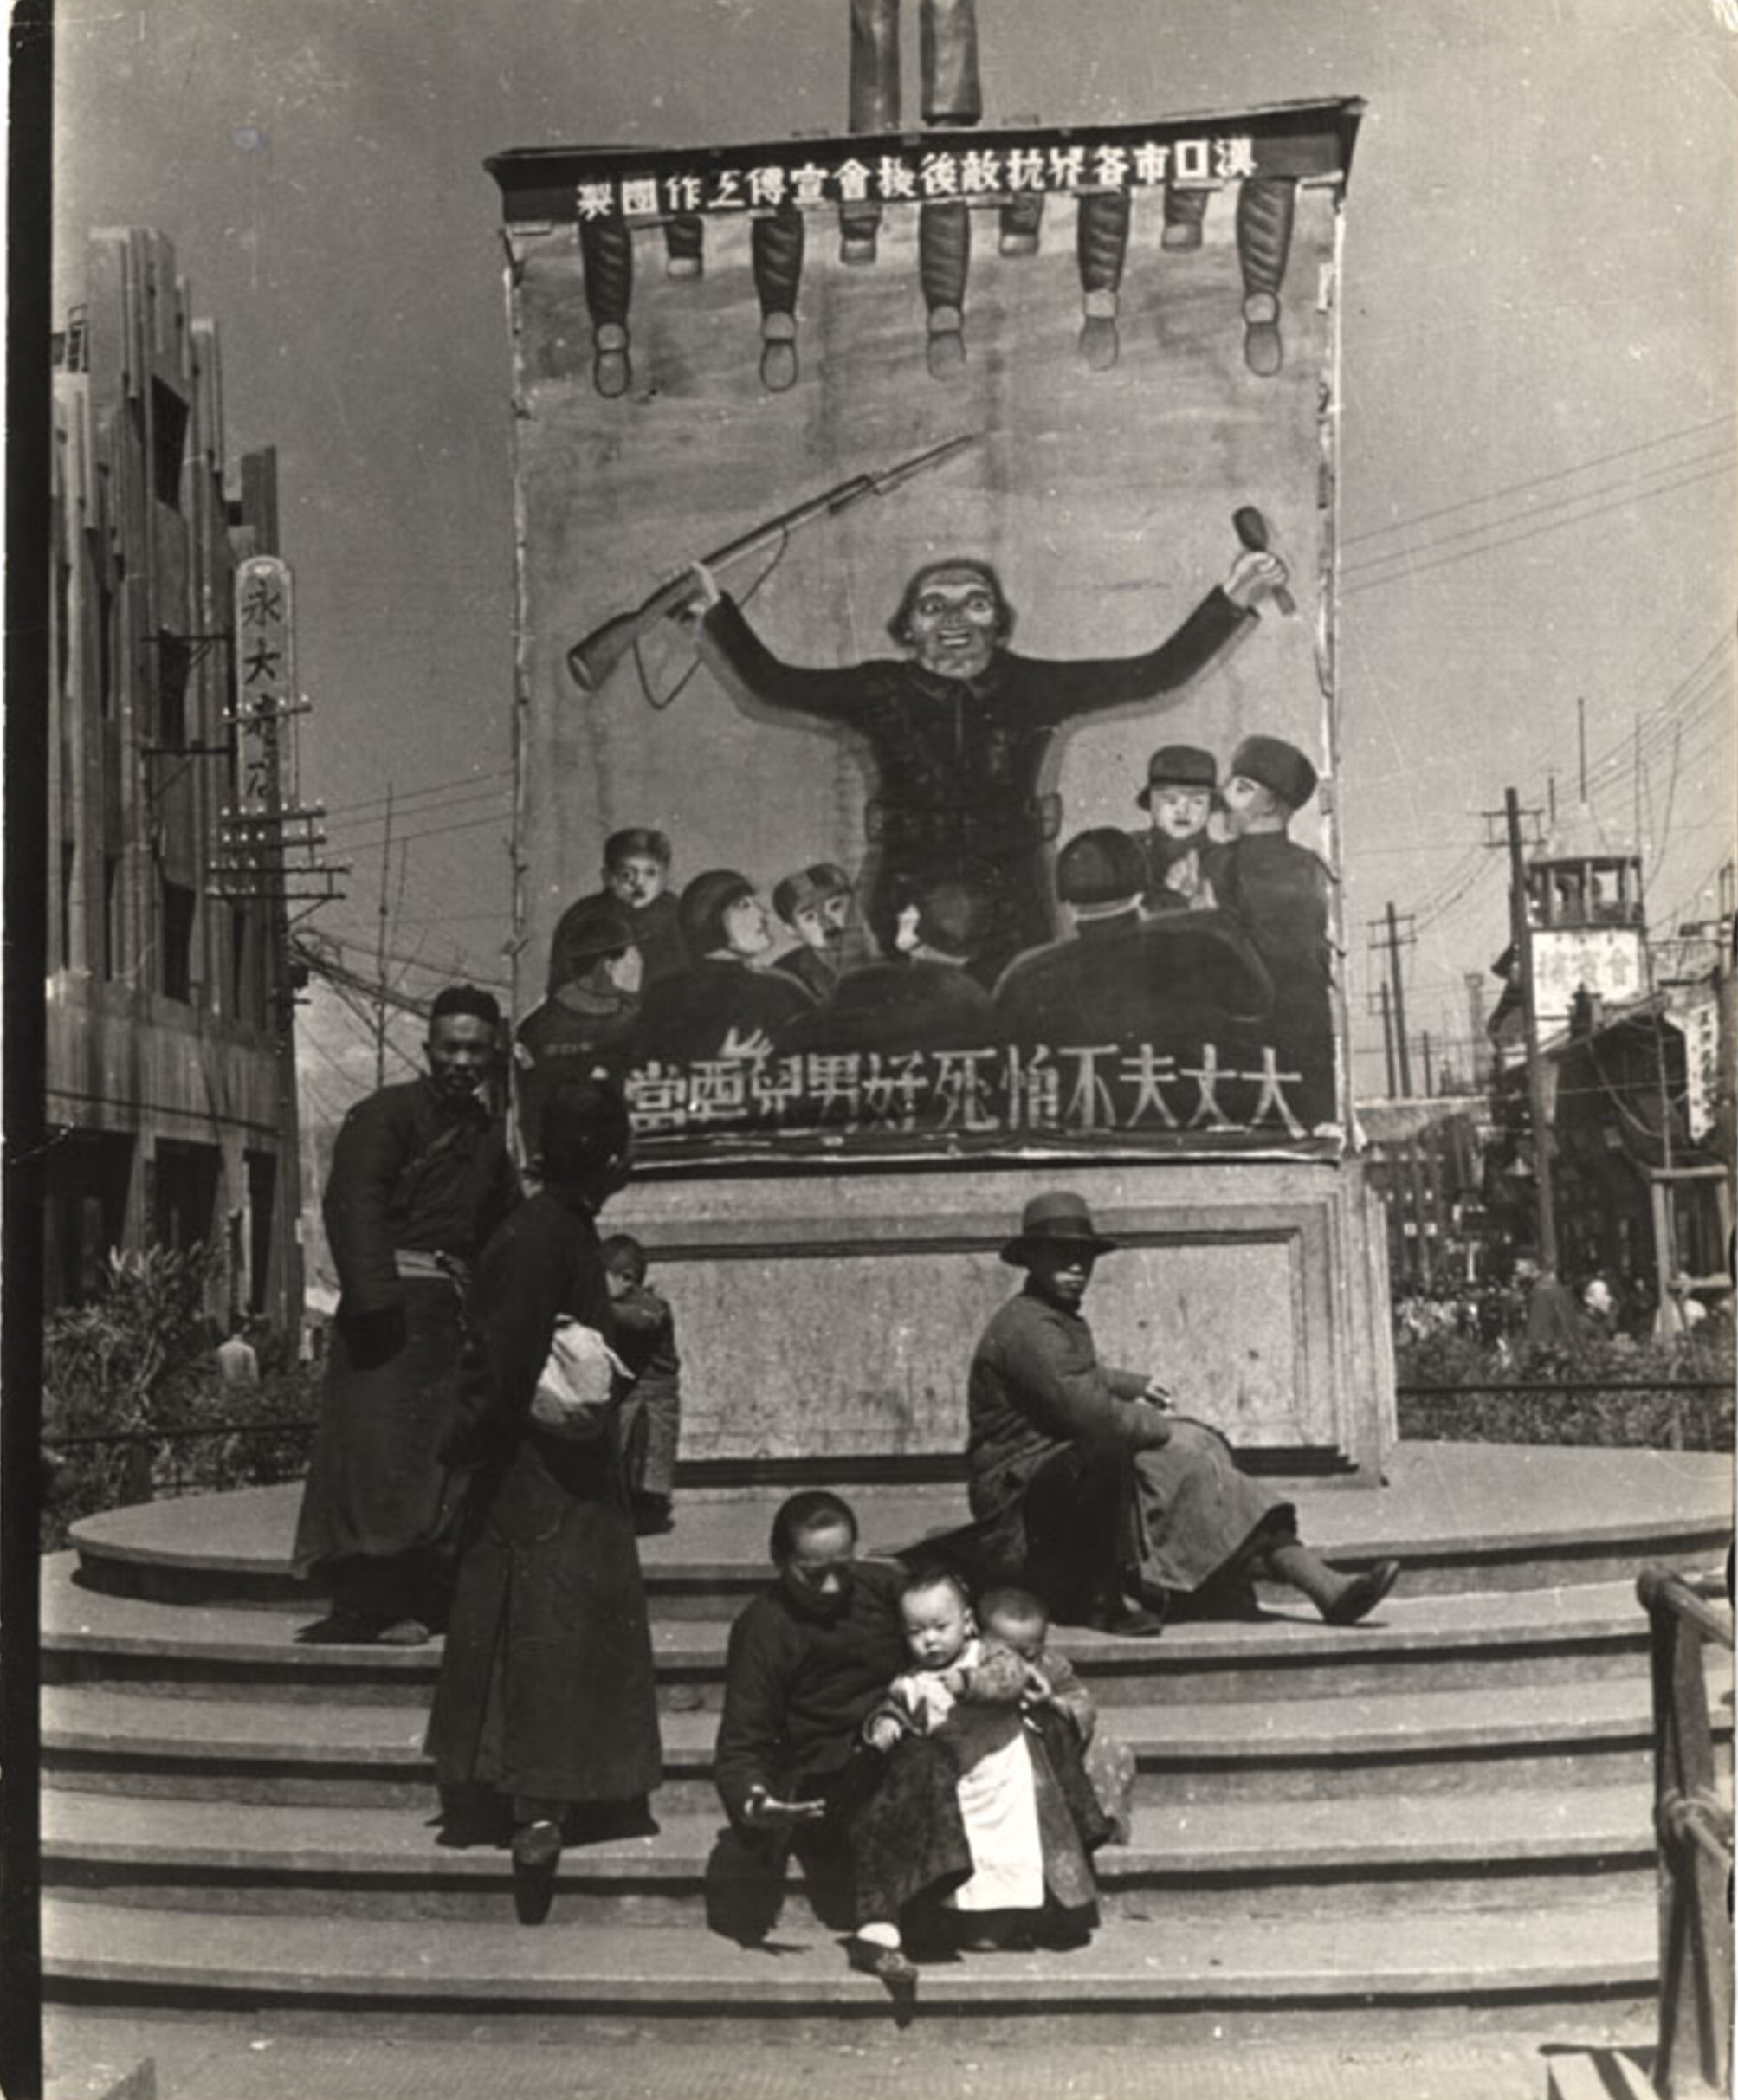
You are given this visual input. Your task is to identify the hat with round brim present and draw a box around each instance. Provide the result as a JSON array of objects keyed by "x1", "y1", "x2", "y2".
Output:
[
  {"x1": 1136, "y1": 744, "x2": 1218, "y2": 808},
  {"x1": 1000, "y1": 1190, "x2": 1121, "y2": 1267}
]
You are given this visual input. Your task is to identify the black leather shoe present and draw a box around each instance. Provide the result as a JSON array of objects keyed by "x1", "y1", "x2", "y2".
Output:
[{"x1": 1322, "y1": 1560, "x2": 1400, "y2": 1625}]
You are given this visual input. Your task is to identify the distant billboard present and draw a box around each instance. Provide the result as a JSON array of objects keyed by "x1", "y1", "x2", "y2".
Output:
[{"x1": 490, "y1": 99, "x2": 1360, "y2": 1164}]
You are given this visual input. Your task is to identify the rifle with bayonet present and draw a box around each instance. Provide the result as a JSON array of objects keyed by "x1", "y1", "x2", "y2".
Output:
[{"x1": 565, "y1": 430, "x2": 982, "y2": 695}]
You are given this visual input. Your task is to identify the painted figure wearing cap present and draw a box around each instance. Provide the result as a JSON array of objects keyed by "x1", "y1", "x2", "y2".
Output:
[
  {"x1": 993, "y1": 828, "x2": 1273, "y2": 1048},
  {"x1": 1131, "y1": 744, "x2": 1219, "y2": 913},
  {"x1": 770, "y1": 862, "x2": 870, "y2": 1002},
  {"x1": 964, "y1": 1192, "x2": 1399, "y2": 1635},
  {"x1": 515, "y1": 897, "x2": 644, "y2": 1159},
  {"x1": 293, "y1": 985, "x2": 520, "y2": 1645},
  {"x1": 1211, "y1": 734, "x2": 1334, "y2": 1120},
  {"x1": 633, "y1": 867, "x2": 816, "y2": 1066},
  {"x1": 688, "y1": 540, "x2": 1286, "y2": 983},
  {"x1": 547, "y1": 828, "x2": 686, "y2": 995}
]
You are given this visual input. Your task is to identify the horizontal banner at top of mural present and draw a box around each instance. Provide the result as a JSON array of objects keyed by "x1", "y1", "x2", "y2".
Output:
[{"x1": 487, "y1": 97, "x2": 1363, "y2": 227}]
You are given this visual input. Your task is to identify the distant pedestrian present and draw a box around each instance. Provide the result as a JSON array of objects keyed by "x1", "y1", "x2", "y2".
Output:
[
  {"x1": 216, "y1": 1324, "x2": 260, "y2": 1389},
  {"x1": 292, "y1": 985, "x2": 518, "y2": 1646}
]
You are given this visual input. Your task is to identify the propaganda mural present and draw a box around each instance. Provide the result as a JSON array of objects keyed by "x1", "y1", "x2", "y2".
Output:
[{"x1": 490, "y1": 97, "x2": 1361, "y2": 1162}]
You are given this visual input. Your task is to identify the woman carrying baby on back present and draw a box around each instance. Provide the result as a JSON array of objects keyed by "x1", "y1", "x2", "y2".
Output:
[{"x1": 863, "y1": 1568, "x2": 1110, "y2": 1954}]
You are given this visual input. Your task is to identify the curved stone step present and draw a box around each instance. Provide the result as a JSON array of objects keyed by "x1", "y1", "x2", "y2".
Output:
[
  {"x1": 64, "y1": 1444, "x2": 1736, "y2": 1612},
  {"x1": 41, "y1": 1553, "x2": 1677, "y2": 1707},
  {"x1": 42, "y1": 1780, "x2": 1658, "y2": 1924},
  {"x1": 42, "y1": 1891, "x2": 1658, "y2": 2037},
  {"x1": 41, "y1": 1671, "x2": 1732, "y2": 1811}
]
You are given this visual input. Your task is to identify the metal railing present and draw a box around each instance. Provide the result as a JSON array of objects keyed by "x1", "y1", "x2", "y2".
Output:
[
  {"x1": 46, "y1": 1418, "x2": 317, "y2": 1502},
  {"x1": 1636, "y1": 1562, "x2": 1735, "y2": 2100}
]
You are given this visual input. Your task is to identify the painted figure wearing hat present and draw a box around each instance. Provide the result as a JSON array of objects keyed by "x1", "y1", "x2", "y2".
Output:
[
  {"x1": 1130, "y1": 744, "x2": 1219, "y2": 914},
  {"x1": 779, "y1": 866, "x2": 998, "y2": 1057},
  {"x1": 770, "y1": 862, "x2": 871, "y2": 1002},
  {"x1": 547, "y1": 827, "x2": 686, "y2": 995},
  {"x1": 964, "y1": 1192, "x2": 1399, "y2": 1633},
  {"x1": 293, "y1": 984, "x2": 520, "y2": 1645},
  {"x1": 515, "y1": 897, "x2": 645, "y2": 1155},
  {"x1": 1210, "y1": 734, "x2": 1335, "y2": 1121},
  {"x1": 688, "y1": 539, "x2": 1287, "y2": 984},
  {"x1": 993, "y1": 828, "x2": 1273, "y2": 1047},
  {"x1": 633, "y1": 868, "x2": 816, "y2": 1066}
]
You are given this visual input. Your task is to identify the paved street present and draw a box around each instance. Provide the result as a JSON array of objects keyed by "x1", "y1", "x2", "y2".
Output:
[{"x1": 46, "y1": 2009, "x2": 1653, "y2": 2100}]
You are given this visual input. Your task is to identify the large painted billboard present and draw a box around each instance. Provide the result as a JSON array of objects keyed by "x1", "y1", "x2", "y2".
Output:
[{"x1": 491, "y1": 99, "x2": 1360, "y2": 1164}]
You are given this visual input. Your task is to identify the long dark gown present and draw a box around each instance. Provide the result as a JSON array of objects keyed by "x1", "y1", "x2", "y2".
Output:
[{"x1": 425, "y1": 1188, "x2": 662, "y2": 1809}]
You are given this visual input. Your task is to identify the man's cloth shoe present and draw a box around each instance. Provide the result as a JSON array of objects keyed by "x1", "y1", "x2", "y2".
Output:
[
  {"x1": 847, "y1": 1938, "x2": 919, "y2": 1988},
  {"x1": 1321, "y1": 1560, "x2": 1400, "y2": 1625},
  {"x1": 1084, "y1": 1599, "x2": 1166, "y2": 1638},
  {"x1": 372, "y1": 1616, "x2": 430, "y2": 1647}
]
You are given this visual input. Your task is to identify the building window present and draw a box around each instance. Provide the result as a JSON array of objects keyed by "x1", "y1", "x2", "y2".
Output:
[
  {"x1": 102, "y1": 853, "x2": 122, "y2": 979},
  {"x1": 152, "y1": 379, "x2": 190, "y2": 510},
  {"x1": 246, "y1": 1150, "x2": 277, "y2": 1315},
  {"x1": 55, "y1": 556, "x2": 71, "y2": 700},
  {"x1": 61, "y1": 843, "x2": 75, "y2": 969},
  {"x1": 158, "y1": 631, "x2": 191, "y2": 750},
  {"x1": 162, "y1": 878, "x2": 196, "y2": 1003},
  {"x1": 97, "y1": 572, "x2": 116, "y2": 719},
  {"x1": 152, "y1": 1139, "x2": 221, "y2": 1256}
]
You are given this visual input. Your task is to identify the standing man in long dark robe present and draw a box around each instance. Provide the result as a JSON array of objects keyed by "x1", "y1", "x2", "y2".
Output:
[
  {"x1": 427, "y1": 1079, "x2": 662, "y2": 1921},
  {"x1": 688, "y1": 543, "x2": 1286, "y2": 979},
  {"x1": 967, "y1": 1192, "x2": 1399, "y2": 1632},
  {"x1": 293, "y1": 985, "x2": 518, "y2": 1645}
]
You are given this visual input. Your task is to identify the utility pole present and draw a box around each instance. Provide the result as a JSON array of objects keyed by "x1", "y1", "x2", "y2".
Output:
[
  {"x1": 373, "y1": 783, "x2": 394, "y2": 1090},
  {"x1": 1419, "y1": 1029, "x2": 1435, "y2": 1099},
  {"x1": 1577, "y1": 695, "x2": 1587, "y2": 805},
  {"x1": 1378, "y1": 981, "x2": 1397, "y2": 1099},
  {"x1": 1367, "y1": 904, "x2": 1415, "y2": 1095},
  {"x1": 1501, "y1": 786, "x2": 1559, "y2": 1271},
  {"x1": 210, "y1": 554, "x2": 347, "y2": 1344},
  {"x1": 1464, "y1": 969, "x2": 1489, "y2": 1089}
]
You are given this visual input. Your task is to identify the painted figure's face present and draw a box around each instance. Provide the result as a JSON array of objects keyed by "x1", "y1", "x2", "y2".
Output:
[
  {"x1": 722, "y1": 892, "x2": 772, "y2": 957},
  {"x1": 1025, "y1": 1243, "x2": 1098, "y2": 1310},
  {"x1": 606, "y1": 854, "x2": 667, "y2": 908},
  {"x1": 901, "y1": 1584, "x2": 972, "y2": 1670},
  {"x1": 1149, "y1": 786, "x2": 1212, "y2": 843},
  {"x1": 907, "y1": 568, "x2": 1000, "y2": 683},
  {"x1": 791, "y1": 899, "x2": 845, "y2": 953},
  {"x1": 894, "y1": 901, "x2": 923, "y2": 953},
  {"x1": 602, "y1": 945, "x2": 643, "y2": 995},
  {"x1": 779, "y1": 1518, "x2": 856, "y2": 1618},
  {"x1": 424, "y1": 1015, "x2": 495, "y2": 1101},
  {"x1": 604, "y1": 1263, "x2": 640, "y2": 1302},
  {"x1": 1585, "y1": 1279, "x2": 1613, "y2": 1317},
  {"x1": 982, "y1": 1607, "x2": 1047, "y2": 1662},
  {"x1": 1222, "y1": 776, "x2": 1279, "y2": 835},
  {"x1": 822, "y1": 892, "x2": 854, "y2": 934}
]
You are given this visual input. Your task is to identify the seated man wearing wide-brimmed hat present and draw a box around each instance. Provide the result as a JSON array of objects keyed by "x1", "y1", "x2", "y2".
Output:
[{"x1": 966, "y1": 1192, "x2": 1399, "y2": 1636}]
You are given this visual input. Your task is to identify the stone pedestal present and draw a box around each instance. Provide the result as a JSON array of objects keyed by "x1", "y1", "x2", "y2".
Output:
[{"x1": 617, "y1": 1154, "x2": 1394, "y2": 1481}]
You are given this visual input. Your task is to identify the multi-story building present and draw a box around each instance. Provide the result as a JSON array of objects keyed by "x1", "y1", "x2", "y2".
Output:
[{"x1": 47, "y1": 228, "x2": 302, "y2": 1330}]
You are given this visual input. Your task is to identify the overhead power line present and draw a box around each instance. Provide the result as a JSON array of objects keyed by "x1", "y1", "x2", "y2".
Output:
[
  {"x1": 1342, "y1": 411, "x2": 1736, "y2": 548},
  {"x1": 1342, "y1": 456, "x2": 1735, "y2": 597}
]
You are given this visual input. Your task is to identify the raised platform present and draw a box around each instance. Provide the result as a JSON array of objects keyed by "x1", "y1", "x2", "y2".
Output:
[
  {"x1": 65, "y1": 1440, "x2": 1735, "y2": 1612},
  {"x1": 37, "y1": 1441, "x2": 1735, "y2": 2086}
]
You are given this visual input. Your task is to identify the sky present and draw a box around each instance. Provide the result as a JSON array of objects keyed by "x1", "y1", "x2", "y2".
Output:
[{"x1": 50, "y1": 0, "x2": 1738, "y2": 1110}]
